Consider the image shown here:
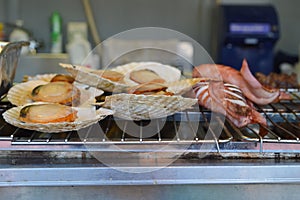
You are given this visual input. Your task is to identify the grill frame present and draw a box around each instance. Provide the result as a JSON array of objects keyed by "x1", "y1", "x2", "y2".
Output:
[{"x1": 1, "y1": 90, "x2": 300, "y2": 192}]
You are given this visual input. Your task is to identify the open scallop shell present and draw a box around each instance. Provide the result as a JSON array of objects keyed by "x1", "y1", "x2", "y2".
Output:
[
  {"x1": 7, "y1": 80, "x2": 48, "y2": 106},
  {"x1": 102, "y1": 93, "x2": 197, "y2": 120},
  {"x1": 166, "y1": 78, "x2": 203, "y2": 95},
  {"x1": 2, "y1": 103, "x2": 114, "y2": 133},
  {"x1": 7, "y1": 80, "x2": 104, "y2": 107},
  {"x1": 112, "y1": 62, "x2": 181, "y2": 86},
  {"x1": 59, "y1": 63, "x2": 128, "y2": 92},
  {"x1": 26, "y1": 73, "x2": 57, "y2": 82}
]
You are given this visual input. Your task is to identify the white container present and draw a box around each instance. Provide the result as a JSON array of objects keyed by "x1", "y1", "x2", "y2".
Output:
[
  {"x1": 67, "y1": 22, "x2": 88, "y2": 43},
  {"x1": 66, "y1": 33, "x2": 91, "y2": 65}
]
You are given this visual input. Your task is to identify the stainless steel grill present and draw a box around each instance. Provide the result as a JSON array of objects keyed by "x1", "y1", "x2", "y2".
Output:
[
  {"x1": 2, "y1": 90, "x2": 300, "y2": 194},
  {"x1": 1, "y1": 89, "x2": 300, "y2": 155}
]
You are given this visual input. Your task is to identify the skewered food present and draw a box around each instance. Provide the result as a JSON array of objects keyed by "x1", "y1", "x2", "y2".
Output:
[
  {"x1": 31, "y1": 82, "x2": 81, "y2": 106},
  {"x1": 19, "y1": 103, "x2": 78, "y2": 123}
]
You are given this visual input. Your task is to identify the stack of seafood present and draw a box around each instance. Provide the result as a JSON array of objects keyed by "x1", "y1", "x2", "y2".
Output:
[
  {"x1": 59, "y1": 62, "x2": 199, "y2": 120},
  {"x1": 2, "y1": 62, "x2": 199, "y2": 132},
  {"x1": 2, "y1": 60, "x2": 291, "y2": 136},
  {"x1": 3, "y1": 74, "x2": 112, "y2": 132}
]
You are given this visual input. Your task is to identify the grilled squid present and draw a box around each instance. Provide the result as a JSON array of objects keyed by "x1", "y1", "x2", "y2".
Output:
[
  {"x1": 192, "y1": 59, "x2": 291, "y2": 105},
  {"x1": 240, "y1": 59, "x2": 292, "y2": 102},
  {"x1": 193, "y1": 80, "x2": 267, "y2": 134}
]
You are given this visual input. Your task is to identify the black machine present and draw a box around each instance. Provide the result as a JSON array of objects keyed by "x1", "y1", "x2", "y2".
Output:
[{"x1": 216, "y1": 4, "x2": 280, "y2": 74}]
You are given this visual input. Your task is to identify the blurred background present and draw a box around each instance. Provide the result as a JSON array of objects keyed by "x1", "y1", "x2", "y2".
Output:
[{"x1": 0, "y1": 0, "x2": 299, "y2": 80}]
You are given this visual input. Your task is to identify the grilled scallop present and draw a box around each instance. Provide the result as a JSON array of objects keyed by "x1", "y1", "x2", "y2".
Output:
[
  {"x1": 94, "y1": 70, "x2": 124, "y2": 82},
  {"x1": 129, "y1": 69, "x2": 165, "y2": 84},
  {"x1": 127, "y1": 82, "x2": 174, "y2": 96},
  {"x1": 112, "y1": 62, "x2": 181, "y2": 86},
  {"x1": 19, "y1": 104, "x2": 78, "y2": 123},
  {"x1": 31, "y1": 82, "x2": 81, "y2": 106},
  {"x1": 50, "y1": 74, "x2": 75, "y2": 83}
]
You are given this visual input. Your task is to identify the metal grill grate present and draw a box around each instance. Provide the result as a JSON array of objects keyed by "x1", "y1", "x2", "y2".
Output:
[
  {"x1": 8, "y1": 112, "x2": 233, "y2": 145},
  {"x1": 0, "y1": 90, "x2": 300, "y2": 153}
]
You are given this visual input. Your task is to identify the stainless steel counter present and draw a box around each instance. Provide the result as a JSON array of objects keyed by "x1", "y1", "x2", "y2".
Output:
[
  {"x1": 1, "y1": 157, "x2": 300, "y2": 186},
  {"x1": 0, "y1": 155, "x2": 300, "y2": 200}
]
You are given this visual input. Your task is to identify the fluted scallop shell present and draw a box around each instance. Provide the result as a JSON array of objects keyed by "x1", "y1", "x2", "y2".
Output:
[
  {"x1": 26, "y1": 73, "x2": 57, "y2": 82},
  {"x1": 112, "y1": 62, "x2": 181, "y2": 86},
  {"x1": 7, "y1": 80, "x2": 104, "y2": 107},
  {"x1": 59, "y1": 63, "x2": 128, "y2": 92},
  {"x1": 102, "y1": 93, "x2": 197, "y2": 120},
  {"x1": 2, "y1": 103, "x2": 114, "y2": 133},
  {"x1": 166, "y1": 78, "x2": 203, "y2": 95},
  {"x1": 7, "y1": 80, "x2": 48, "y2": 106}
]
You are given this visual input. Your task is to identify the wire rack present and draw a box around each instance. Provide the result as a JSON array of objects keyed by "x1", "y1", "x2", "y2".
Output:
[{"x1": 0, "y1": 90, "x2": 300, "y2": 154}]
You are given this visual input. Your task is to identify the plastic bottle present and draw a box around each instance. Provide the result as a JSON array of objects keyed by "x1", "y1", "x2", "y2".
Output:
[
  {"x1": 66, "y1": 33, "x2": 91, "y2": 65},
  {"x1": 50, "y1": 11, "x2": 62, "y2": 53}
]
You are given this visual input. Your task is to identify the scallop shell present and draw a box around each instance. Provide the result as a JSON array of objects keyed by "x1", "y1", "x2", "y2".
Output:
[
  {"x1": 7, "y1": 80, "x2": 49, "y2": 106},
  {"x1": 59, "y1": 63, "x2": 128, "y2": 92},
  {"x1": 7, "y1": 80, "x2": 104, "y2": 107},
  {"x1": 102, "y1": 93, "x2": 197, "y2": 120},
  {"x1": 166, "y1": 78, "x2": 203, "y2": 95},
  {"x1": 2, "y1": 103, "x2": 114, "y2": 133},
  {"x1": 26, "y1": 73, "x2": 57, "y2": 82},
  {"x1": 112, "y1": 62, "x2": 181, "y2": 86}
]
